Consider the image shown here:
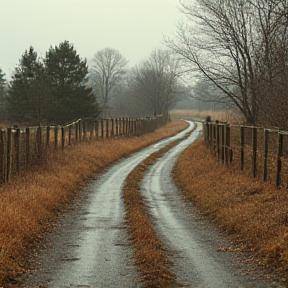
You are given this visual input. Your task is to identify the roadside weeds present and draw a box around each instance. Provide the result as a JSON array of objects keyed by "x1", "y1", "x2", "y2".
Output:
[
  {"x1": 124, "y1": 124, "x2": 197, "y2": 288},
  {"x1": 0, "y1": 120, "x2": 188, "y2": 287},
  {"x1": 173, "y1": 138, "x2": 288, "y2": 286}
]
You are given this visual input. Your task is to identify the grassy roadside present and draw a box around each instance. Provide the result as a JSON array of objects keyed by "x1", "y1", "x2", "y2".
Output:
[
  {"x1": 0, "y1": 119, "x2": 189, "y2": 287},
  {"x1": 124, "y1": 125, "x2": 196, "y2": 288},
  {"x1": 174, "y1": 138, "x2": 288, "y2": 285}
]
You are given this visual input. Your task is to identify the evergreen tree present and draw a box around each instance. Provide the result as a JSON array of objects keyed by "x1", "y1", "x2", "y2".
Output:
[
  {"x1": 0, "y1": 68, "x2": 7, "y2": 121},
  {"x1": 45, "y1": 40, "x2": 98, "y2": 124},
  {"x1": 7, "y1": 47, "x2": 52, "y2": 125}
]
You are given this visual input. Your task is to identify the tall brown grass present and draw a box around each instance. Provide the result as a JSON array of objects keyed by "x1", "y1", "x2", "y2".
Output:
[
  {"x1": 0, "y1": 120, "x2": 188, "y2": 287},
  {"x1": 174, "y1": 138, "x2": 288, "y2": 284},
  {"x1": 124, "y1": 127, "x2": 194, "y2": 288},
  {"x1": 170, "y1": 109, "x2": 245, "y2": 124}
]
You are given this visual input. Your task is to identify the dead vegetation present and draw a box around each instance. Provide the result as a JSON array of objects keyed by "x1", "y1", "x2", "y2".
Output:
[
  {"x1": 170, "y1": 109, "x2": 245, "y2": 124},
  {"x1": 174, "y1": 138, "x2": 288, "y2": 284},
  {"x1": 0, "y1": 119, "x2": 188, "y2": 287},
  {"x1": 124, "y1": 126, "x2": 194, "y2": 288}
]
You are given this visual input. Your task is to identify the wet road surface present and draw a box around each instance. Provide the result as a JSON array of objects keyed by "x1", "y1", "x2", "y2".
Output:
[
  {"x1": 21, "y1": 121, "x2": 281, "y2": 288},
  {"x1": 21, "y1": 121, "x2": 195, "y2": 288},
  {"x1": 141, "y1": 124, "x2": 279, "y2": 288}
]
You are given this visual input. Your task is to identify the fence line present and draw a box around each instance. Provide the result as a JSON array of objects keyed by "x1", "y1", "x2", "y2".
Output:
[
  {"x1": 203, "y1": 121, "x2": 288, "y2": 189},
  {"x1": 0, "y1": 114, "x2": 169, "y2": 184}
]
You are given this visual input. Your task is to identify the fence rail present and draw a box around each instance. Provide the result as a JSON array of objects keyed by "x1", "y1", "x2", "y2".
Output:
[
  {"x1": 203, "y1": 121, "x2": 288, "y2": 189},
  {"x1": 0, "y1": 114, "x2": 169, "y2": 184}
]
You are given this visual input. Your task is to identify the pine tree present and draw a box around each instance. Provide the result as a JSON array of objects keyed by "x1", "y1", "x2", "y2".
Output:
[
  {"x1": 7, "y1": 47, "x2": 52, "y2": 125},
  {"x1": 45, "y1": 40, "x2": 98, "y2": 124}
]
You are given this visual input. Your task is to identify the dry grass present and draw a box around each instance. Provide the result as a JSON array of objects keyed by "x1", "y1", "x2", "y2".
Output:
[
  {"x1": 174, "y1": 138, "x2": 288, "y2": 284},
  {"x1": 124, "y1": 127, "x2": 195, "y2": 288},
  {"x1": 0, "y1": 119, "x2": 188, "y2": 287},
  {"x1": 170, "y1": 109, "x2": 245, "y2": 124}
]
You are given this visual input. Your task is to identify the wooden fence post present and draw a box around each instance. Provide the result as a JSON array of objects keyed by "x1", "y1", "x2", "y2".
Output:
[
  {"x1": 101, "y1": 119, "x2": 104, "y2": 140},
  {"x1": 226, "y1": 125, "x2": 232, "y2": 164},
  {"x1": 95, "y1": 120, "x2": 99, "y2": 141},
  {"x1": 26, "y1": 127, "x2": 30, "y2": 166},
  {"x1": 0, "y1": 130, "x2": 6, "y2": 183},
  {"x1": 252, "y1": 127, "x2": 257, "y2": 178},
  {"x1": 14, "y1": 128, "x2": 20, "y2": 172},
  {"x1": 216, "y1": 124, "x2": 220, "y2": 158},
  {"x1": 68, "y1": 125, "x2": 72, "y2": 145},
  {"x1": 240, "y1": 126, "x2": 244, "y2": 170},
  {"x1": 6, "y1": 128, "x2": 12, "y2": 182},
  {"x1": 220, "y1": 125, "x2": 225, "y2": 163},
  {"x1": 46, "y1": 126, "x2": 50, "y2": 148},
  {"x1": 90, "y1": 121, "x2": 93, "y2": 140},
  {"x1": 54, "y1": 127, "x2": 58, "y2": 150},
  {"x1": 263, "y1": 129, "x2": 269, "y2": 181},
  {"x1": 115, "y1": 119, "x2": 118, "y2": 137},
  {"x1": 61, "y1": 126, "x2": 65, "y2": 150},
  {"x1": 106, "y1": 119, "x2": 109, "y2": 139},
  {"x1": 111, "y1": 119, "x2": 114, "y2": 138},
  {"x1": 276, "y1": 133, "x2": 283, "y2": 188},
  {"x1": 79, "y1": 120, "x2": 82, "y2": 141},
  {"x1": 75, "y1": 123, "x2": 79, "y2": 142},
  {"x1": 36, "y1": 126, "x2": 42, "y2": 160}
]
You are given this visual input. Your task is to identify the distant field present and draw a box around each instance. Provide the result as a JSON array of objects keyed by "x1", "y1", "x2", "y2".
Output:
[{"x1": 170, "y1": 109, "x2": 245, "y2": 124}]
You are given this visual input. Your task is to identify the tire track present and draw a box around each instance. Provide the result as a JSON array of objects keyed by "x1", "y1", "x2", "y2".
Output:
[
  {"x1": 141, "y1": 124, "x2": 275, "y2": 288},
  {"x1": 21, "y1": 122, "x2": 195, "y2": 288}
]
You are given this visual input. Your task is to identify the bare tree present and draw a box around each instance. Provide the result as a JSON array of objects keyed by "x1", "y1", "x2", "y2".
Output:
[
  {"x1": 129, "y1": 49, "x2": 182, "y2": 117},
  {"x1": 166, "y1": 0, "x2": 288, "y2": 126},
  {"x1": 89, "y1": 48, "x2": 128, "y2": 117}
]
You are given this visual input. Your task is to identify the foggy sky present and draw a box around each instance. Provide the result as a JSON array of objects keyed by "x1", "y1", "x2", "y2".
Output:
[{"x1": 0, "y1": 0, "x2": 183, "y2": 80}]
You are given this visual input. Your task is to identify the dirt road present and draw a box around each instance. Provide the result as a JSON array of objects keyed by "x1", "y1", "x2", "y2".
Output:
[
  {"x1": 21, "y1": 122, "x2": 195, "y2": 288},
  {"x1": 141, "y1": 125, "x2": 278, "y2": 288},
  {"x1": 21, "y1": 121, "x2": 280, "y2": 288}
]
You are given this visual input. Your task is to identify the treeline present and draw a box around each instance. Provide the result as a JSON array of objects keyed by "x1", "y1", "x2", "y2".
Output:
[
  {"x1": 0, "y1": 44, "x2": 187, "y2": 126},
  {"x1": 1, "y1": 41, "x2": 98, "y2": 126},
  {"x1": 166, "y1": 0, "x2": 288, "y2": 129}
]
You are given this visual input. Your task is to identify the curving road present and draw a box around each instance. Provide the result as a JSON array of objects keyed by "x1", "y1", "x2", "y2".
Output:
[
  {"x1": 21, "y1": 121, "x2": 195, "y2": 288},
  {"x1": 141, "y1": 123, "x2": 277, "y2": 288},
  {"x1": 21, "y1": 121, "x2": 279, "y2": 288}
]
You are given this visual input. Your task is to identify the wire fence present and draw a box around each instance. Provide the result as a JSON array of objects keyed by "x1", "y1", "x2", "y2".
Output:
[
  {"x1": 203, "y1": 121, "x2": 288, "y2": 189},
  {"x1": 0, "y1": 114, "x2": 169, "y2": 184}
]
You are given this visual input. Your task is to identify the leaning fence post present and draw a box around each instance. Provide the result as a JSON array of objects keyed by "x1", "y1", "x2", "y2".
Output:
[{"x1": 276, "y1": 132, "x2": 283, "y2": 188}]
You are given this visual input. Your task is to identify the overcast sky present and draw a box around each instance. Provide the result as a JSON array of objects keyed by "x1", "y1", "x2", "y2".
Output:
[{"x1": 0, "y1": 0, "x2": 184, "y2": 80}]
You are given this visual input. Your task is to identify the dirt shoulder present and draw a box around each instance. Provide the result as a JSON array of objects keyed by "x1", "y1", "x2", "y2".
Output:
[
  {"x1": 0, "y1": 120, "x2": 188, "y2": 287},
  {"x1": 173, "y1": 138, "x2": 288, "y2": 287}
]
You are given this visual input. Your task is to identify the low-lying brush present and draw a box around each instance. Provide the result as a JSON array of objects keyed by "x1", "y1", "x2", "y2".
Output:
[
  {"x1": 174, "y1": 138, "x2": 288, "y2": 284},
  {"x1": 0, "y1": 119, "x2": 188, "y2": 287}
]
